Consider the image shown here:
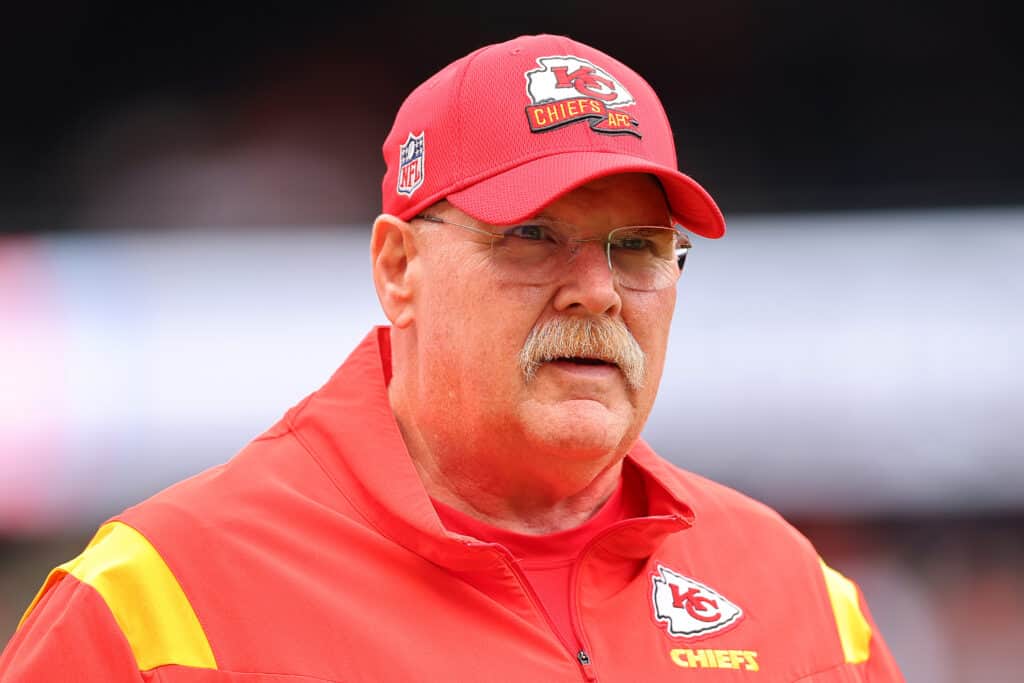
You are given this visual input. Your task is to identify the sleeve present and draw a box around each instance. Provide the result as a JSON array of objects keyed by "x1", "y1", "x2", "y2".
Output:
[
  {"x1": 0, "y1": 573, "x2": 144, "y2": 682},
  {"x1": 1, "y1": 521, "x2": 218, "y2": 682},
  {"x1": 819, "y1": 559, "x2": 905, "y2": 682}
]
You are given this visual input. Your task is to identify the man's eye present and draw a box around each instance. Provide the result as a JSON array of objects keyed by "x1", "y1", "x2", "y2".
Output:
[
  {"x1": 504, "y1": 224, "x2": 554, "y2": 241},
  {"x1": 615, "y1": 236, "x2": 654, "y2": 251}
]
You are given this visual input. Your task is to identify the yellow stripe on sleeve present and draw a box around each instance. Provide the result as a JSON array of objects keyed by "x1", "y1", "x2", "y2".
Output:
[
  {"x1": 819, "y1": 558, "x2": 872, "y2": 664},
  {"x1": 18, "y1": 521, "x2": 217, "y2": 672}
]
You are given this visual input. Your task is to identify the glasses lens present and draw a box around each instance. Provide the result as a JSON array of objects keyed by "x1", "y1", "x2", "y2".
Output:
[
  {"x1": 609, "y1": 227, "x2": 687, "y2": 290},
  {"x1": 473, "y1": 220, "x2": 686, "y2": 291},
  {"x1": 490, "y1": 222, "x2": 566, "y2": 283}
]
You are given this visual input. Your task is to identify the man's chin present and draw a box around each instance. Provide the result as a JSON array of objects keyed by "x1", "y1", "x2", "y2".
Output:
[{"x1": 517, "y1": 397, "x2": 635, "y2": 459}]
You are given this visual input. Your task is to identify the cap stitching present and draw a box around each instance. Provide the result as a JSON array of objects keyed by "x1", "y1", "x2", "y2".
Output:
[
  {"x1": 451, "y1": 45, "x2": 491, "y2": 196},
  {"x1": 558, "y1": 35, "x2": 597, "y2": 155}
]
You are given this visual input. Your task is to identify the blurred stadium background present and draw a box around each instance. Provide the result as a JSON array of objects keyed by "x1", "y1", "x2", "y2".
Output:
[{"x1": 1, "y1": 2, "x2": 1022, "y2": 680}]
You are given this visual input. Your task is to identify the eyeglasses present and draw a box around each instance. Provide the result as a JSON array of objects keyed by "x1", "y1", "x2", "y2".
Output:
[{"x1": 412, "y1": 214, "x2": 691, "y2": 291}]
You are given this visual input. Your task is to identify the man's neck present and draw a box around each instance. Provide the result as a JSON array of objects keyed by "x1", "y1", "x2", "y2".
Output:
[{"x1": 416, "y1": 455, "x2": 625, "y2": 535}]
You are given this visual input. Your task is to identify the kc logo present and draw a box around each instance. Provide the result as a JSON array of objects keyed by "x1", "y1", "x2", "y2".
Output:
[
  {"x1": 651, "y1": 565, "x2": 744, "y2": 639},
  {"x1": 523, "y1": 56, "x2": 640, "y2": 137},
  {"x1": 671, "y1": 585, "x2": 722, "y2": 622},
  {"x1": 550, "y1": 65, "x2": 618, "y2": 101}
]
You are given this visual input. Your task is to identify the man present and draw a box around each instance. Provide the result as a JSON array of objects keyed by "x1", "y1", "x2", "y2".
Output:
[{"x1": 1, "y1": 34, "x2": 904, "y2": 681}]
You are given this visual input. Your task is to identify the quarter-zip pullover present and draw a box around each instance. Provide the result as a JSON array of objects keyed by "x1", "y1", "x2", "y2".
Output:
[{"x1": 1, "y1": 326, "x2": 904, "y2": 682}]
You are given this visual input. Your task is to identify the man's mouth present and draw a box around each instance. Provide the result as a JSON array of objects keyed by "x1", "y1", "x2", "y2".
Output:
[{"x1": 552, "y1": 356, "x2": 617, "y2": 367}]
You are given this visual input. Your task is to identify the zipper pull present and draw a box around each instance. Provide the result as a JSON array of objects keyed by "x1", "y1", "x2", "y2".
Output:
[{"x1": 577, "y1": 650, "x2": 591, "y2": 666}]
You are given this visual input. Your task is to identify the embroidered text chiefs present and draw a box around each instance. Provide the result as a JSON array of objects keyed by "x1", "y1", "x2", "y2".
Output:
[{"x1": 525, "y1": 56, "x2": 640, "y2": 136}]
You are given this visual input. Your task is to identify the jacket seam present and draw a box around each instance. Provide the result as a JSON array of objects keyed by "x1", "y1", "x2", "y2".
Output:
[
  {"x1": 790, "y1": 659, "x2": 863, "y2": 682},
  {"x1": 38, "y1": 567, "x2": 160, "y2": 679},
  {"x1": 143, "y1": 662, "x2": 337, "y2": 681},
  {"x1": 280, "y1": 422, "x2": 381, "y2": 534}
]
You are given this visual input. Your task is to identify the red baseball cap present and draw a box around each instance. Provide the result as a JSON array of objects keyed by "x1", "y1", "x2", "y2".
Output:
[{"x1": 381, "y1": 34, "x2": 725, "y2": 238}]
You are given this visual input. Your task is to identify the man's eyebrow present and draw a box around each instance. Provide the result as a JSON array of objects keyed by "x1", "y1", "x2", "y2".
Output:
[{"x1": 529, "y1": 213, "x2": 676, "y2": 229}]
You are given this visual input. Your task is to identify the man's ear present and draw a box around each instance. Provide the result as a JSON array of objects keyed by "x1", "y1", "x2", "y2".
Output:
[{"x1": 370, "y1": 213, "x2": 419, "y2": 328}]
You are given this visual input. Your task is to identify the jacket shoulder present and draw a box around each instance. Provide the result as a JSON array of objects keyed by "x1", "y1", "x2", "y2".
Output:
[
  {"x1": 646, "y1": 456, "x2": 891, "y2": 677},
  {"x1": 9, "y1": 520, "x2": 218, "y2": 675},
  {"x1": 117, "y1": 416, "x2": 322, "y2": 534},
  {"x1": 647, "y1": 454, "x2": 817, "y2": 555}
]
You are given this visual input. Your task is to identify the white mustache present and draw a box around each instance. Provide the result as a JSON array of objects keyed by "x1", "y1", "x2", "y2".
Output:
[{"x1": 519, "y1": 316, "x2": 646, "y2": 390}]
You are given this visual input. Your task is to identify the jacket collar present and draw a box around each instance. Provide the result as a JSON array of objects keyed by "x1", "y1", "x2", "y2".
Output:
[{"x1": 286, "y1": 326, "x2": 695, "y2": 569}]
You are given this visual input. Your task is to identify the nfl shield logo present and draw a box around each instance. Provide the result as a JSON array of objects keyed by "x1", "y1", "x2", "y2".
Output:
[{"x1": 397, "y1": 132, "x2": 425, "y2": 197}]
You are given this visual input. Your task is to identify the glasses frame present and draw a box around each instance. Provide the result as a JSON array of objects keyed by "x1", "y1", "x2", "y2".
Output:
[{"x1": 412, "y1": 213, "x2": 691, "y2": 290}]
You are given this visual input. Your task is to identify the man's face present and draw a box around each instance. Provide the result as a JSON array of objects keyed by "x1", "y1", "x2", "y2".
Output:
[{"x1": 402, "y1": 173, "x2": 677, "y2": 474}]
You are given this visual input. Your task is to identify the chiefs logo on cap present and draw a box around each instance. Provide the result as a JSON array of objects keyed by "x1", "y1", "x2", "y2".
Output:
[
  {"x1": 651, "y1": 565, "x2": 744, "y2": 639},
  {"x1": 524, "y1": 56, "x2": 641, "y2": 137}
]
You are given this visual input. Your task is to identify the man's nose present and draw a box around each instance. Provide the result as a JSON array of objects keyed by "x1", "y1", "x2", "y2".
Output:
[{"x1": 552, "y1": 240, "x2": 622, "y2": 317}]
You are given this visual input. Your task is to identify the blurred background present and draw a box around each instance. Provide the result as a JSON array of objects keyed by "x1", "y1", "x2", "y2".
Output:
[{"x1": 1, "y1": 1, "x2": 1022, "y2": 680}]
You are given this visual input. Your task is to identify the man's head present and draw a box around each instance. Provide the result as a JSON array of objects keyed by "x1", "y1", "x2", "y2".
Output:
[
  {"x1": 370, "y1": 35, "x2": 724, "y2": 504},
  {"x1": 380, "y1": 34, "x2": 725, "y2": 239}
]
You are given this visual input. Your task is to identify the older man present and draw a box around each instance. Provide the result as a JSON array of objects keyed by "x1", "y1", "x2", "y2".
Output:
[{"x1": 1, "y1": 34, "x2": 903, "y2": 681}]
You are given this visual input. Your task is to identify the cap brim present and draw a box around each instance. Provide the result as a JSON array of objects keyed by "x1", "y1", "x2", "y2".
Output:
[{"x1": 445, "y1": 151, "x2": 725, "y2": 239}]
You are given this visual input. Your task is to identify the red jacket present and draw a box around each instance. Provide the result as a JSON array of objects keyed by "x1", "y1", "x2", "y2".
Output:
[{"x1": 1, "y1": 327, "x2": 904, "y2": 682}]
